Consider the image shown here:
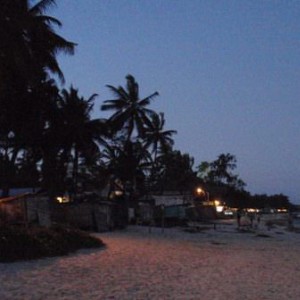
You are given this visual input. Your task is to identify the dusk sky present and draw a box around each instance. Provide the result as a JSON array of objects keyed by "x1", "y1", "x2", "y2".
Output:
[{"x1": 52, "y1": 1, "x2": 300, "y2": 203}]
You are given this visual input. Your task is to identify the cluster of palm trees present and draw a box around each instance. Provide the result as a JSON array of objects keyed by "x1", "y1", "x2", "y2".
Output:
[
  {"x1": 1, "y1": 1, "x2": 292, "y2": 211},
  {"x1": 101, "y1": 75, "x2": 178, "y2": 194},
  {"x1": 0, "y1": 0, "x2": 177, "y2": 199},
  {"x1": 197, "y1": 153, "x2": 246, "y2": 191}
]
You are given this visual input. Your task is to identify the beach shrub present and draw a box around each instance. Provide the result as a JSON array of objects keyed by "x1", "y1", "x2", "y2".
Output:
[{"x1": 0, "y1": 225, "x2": 104, "y2": 262}]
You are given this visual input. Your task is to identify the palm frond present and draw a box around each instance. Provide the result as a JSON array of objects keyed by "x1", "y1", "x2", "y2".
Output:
[
  {"x1": 101, "y1": 99, "x2": 125, "y2": 111},
  {"x1": 47, "y1": 31, "x2": 76, "y2": 55},
  {"x1": 106, "y1": 85, "x2": 129, "y2": 102},
  {"x1": 126, "y1": 74, "x2": 139, "y2": 100},
  {"x1": 139, "y1": 92, "x2": 159, "y2": 106},
  {"x1": 30, "y1": 0, "x2": 57, "y2": 15},
  {"x1": 34, "y1": 15, "x2": 62, "y2": 27}
]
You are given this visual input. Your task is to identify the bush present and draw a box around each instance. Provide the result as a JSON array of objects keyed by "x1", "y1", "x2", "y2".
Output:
[{"x1": 0, "y1": 225, "x2": 105, "y2": 262}]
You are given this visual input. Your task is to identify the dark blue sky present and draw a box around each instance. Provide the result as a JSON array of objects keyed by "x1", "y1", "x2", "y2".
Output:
[{"x1": 52, "y1": 1, "x2": 300, "y2": 203}]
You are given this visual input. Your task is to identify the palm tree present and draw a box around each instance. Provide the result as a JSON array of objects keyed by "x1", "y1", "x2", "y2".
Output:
[
  {"x1": 144, "y1": 112, "x2": 177, "y2": 160},
  {"x1": 0, "y1": 0, "x2": 75, "y2": 85},
  {"x1": 0, "y1": 0, "x2": 75, "y2": 196},
  {"x1": 142, "y1": 112, "x2": 177, "y2": 192},
  {"x1": 210, "y1": 153, "x2": 238, "y2": 184},
  {"x1": 102, "y1": 131, "x2": 151, "y2": 180},
  {"x1": 101, "y1": 74, "x2": 158, "y2": 141},
  {"x1": 59, "y1": 87, "x2": 108, "y2": 195},
  {"x1": 102, "y1": 139, "x2": 152, "y2": 197},
  {"x1": 0, "y1": 0, "x2": 75, "y2": 147},
  {"x1": 197, "y1": 153, "x2": 246, "y2": 190}
]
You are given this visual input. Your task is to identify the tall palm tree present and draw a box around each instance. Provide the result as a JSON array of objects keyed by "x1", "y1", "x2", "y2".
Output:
[
  {"x1": 59, "y1": 87, "x2": 108, "y2": 194},
  {"x1": 143, "y1": 112, "x2": 177, "y2": 192},
  {"x1": 0, "y1": 0, "x2": 75, "y2": 85},
  {"x1": 0, "y1": 0, "x2": 75, "y2": 196},
  {"x1": 0, "y1": 0, "x2": 75, "y2": 147},
  {"x1": 101, "y1": 74, "x2": 158, "y2": 141}
]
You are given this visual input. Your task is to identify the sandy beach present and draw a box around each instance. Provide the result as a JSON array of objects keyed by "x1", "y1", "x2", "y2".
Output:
[{"x1": 0, "y1": 222, "x2": 300, "y2": 300}]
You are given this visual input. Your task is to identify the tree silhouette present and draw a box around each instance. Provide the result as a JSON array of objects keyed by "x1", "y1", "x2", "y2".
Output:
[
  {"x1": 0, "y1": 0, "x2": 75, "y2": 196},
  {"x1": 101, "y1": 74, "x2": 158, "y2": 141},
  {"x1": 59, "y1": 87, "x2": 107, "y2": 195},
  {"x1": 197, "y1": 153, "x2": 245, "y2": 190},
  {"x1": 155, "y1": 150, "x2": 197, "y2": 192},
  {"x1": 144, "y1": 112, "x2": 177, "y2": 160}
]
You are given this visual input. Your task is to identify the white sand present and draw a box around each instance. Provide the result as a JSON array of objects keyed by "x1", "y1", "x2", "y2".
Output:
[{"x1": 0, "y1": 223, "x2": 300, "y2": 300}]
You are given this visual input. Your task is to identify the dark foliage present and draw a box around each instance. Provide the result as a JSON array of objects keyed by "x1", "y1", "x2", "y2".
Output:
[
  {"x1": 0, "y1": 225, "x2": 104, "y2": 262},
  {"x1": 156, "y1": 150, "x2": 197, "y2": 192}
]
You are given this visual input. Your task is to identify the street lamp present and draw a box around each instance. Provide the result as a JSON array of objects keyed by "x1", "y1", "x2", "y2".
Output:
[
  {"x1": 196, "y1": 187, "x2": 203, "y2": 195},
  {"x1": 195, "y1": 187, "x2": 209, "y2": 201}
]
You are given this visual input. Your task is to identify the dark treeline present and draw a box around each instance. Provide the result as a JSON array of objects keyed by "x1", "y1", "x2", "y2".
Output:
[
  {"x1": 215, "y1": 188, "x2": 291, "y2": 210},
  {"x1": 0, "y1": 1, "x2": 178, "y2": 200},
  {"x1": 196, "y1": 154, "x2": 292, "y2": 209},
  {"x1": 0, "y1": 1, "x2": 292, "y2": 209}
]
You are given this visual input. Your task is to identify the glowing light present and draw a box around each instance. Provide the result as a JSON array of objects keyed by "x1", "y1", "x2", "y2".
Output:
[
  {"x1": 277, "y1": 208, "x2": 288, "y2": 213},
  {"x1": 196, "y1": 187, "x2": 204, "y2": 195},
  {"x1": 224, "y1": 209, "x2": 234, "y2": 216},
  {"x1": 56, "y1": 196, "x2": 70, "y2": 203}
]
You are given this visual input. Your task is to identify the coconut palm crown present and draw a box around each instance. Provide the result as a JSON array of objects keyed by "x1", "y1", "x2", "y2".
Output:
[{"x1": 101, "y1": 74, "x2": 159, "y2": 141}]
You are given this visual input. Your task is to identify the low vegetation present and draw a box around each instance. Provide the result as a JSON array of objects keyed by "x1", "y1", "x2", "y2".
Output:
[{"x1": 0, "y1": 225, "x2": 105, "y2": 262}]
